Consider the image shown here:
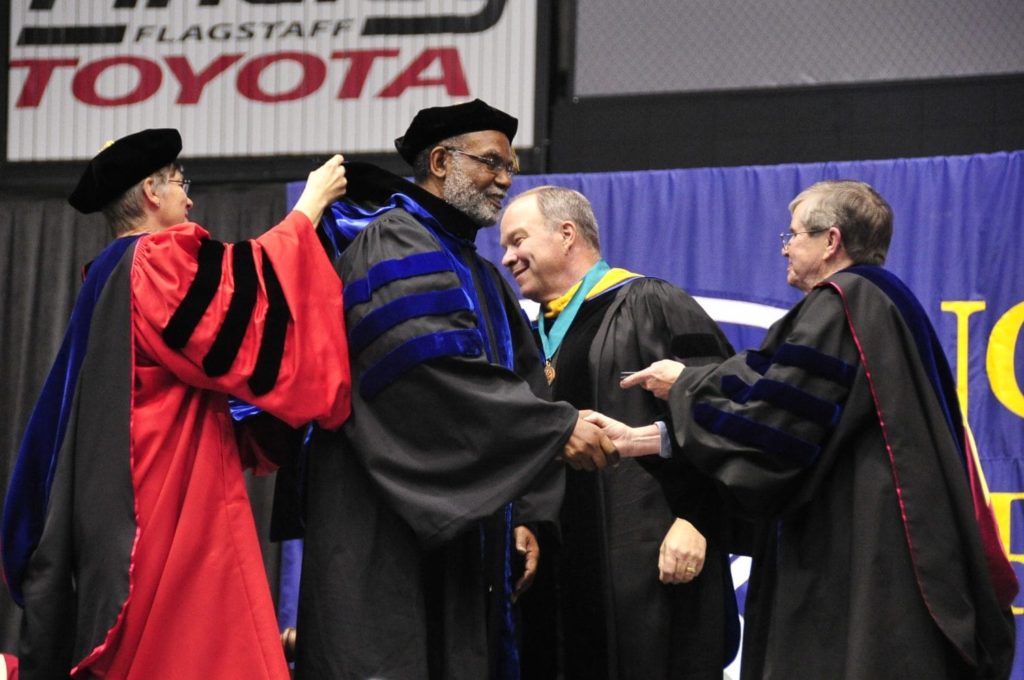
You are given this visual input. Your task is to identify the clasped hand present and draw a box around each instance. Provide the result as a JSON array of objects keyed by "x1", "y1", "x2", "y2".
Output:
[{"x1": 561, "y1": 414, "x2": 619, "y2": 470}]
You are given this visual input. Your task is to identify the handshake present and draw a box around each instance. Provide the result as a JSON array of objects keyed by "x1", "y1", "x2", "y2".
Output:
[
  {"x1": 560, "y1": 413, "x2": 619, "y2": 471},
  {"x1": 563, "y1": 410, "x2": 665, "y2": 469},
  {"x1": 560, "y1": 360, "x2": 685, "y2": 470}
]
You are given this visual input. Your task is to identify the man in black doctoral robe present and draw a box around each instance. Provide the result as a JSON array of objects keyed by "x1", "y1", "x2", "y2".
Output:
[
  {"x1": 294, "y1": 100, "x2": 617, "y2": 680},
  {"x1": 591, "y1": 180, "x2": 1017, "y2": 679},
  {"x1": 499, "y1": 186, "x2": 741, "y2": 679}
]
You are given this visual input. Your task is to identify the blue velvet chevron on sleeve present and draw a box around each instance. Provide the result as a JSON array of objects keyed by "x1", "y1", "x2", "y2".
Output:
[{"x1": 693, "y1": 340, "x2": 855, "y2": 469}]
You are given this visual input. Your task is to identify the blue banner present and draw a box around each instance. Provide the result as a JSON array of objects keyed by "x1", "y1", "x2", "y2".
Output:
[{"x1": 289, "y1": 151, "x2": 1024, "y2": 673}]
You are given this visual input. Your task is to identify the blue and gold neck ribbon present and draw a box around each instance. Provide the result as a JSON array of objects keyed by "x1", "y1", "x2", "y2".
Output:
[{"x1": 538, "y1": 259, "x2": 611, "y2": 363}]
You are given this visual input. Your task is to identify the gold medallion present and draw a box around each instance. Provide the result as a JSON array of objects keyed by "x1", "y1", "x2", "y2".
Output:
[{"x1": 544, "y1": 360, "x2": 556, "y2": 385}]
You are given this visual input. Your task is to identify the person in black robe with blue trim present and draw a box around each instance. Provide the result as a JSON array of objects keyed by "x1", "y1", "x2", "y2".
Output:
[
  {"x1": 294, "y1": 100, "x2": 618, "y2": 680},
  {"x1": 589, "y1": 180, "x2": 1017, "y2": 679}
]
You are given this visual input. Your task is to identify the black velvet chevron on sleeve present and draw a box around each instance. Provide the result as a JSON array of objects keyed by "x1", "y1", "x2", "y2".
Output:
[
  {"x1": 202, "y1": 241, "x2": 258, "y2": 377},
  {"x1": 248, "y1": 250, "x2": 292, "y2": 396},
  {"x1": 162, "y1": 239, "x2": 226, "y2": 349}
]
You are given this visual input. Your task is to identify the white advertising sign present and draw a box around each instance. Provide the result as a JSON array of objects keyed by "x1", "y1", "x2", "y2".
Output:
[{"x1": 7, "y1": 0, "x2": 537, "y2": 161}]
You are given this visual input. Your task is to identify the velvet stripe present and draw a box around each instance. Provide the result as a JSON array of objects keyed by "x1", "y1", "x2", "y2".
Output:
[
  {"x1": 359, "y1": 328, "x2": 484, "y2": 400},
  {"x1": 473, "y1": 257, "x2": 514, "y2": 369},
  {"x1": 248, "y1": 249, "x2": 291, "y2": 396},
  {"x1": 693, "y1": 402, "x2": 820, "y2": 468},
  {"x1": 497, "y1": 501, "x2": 521, "y2": 680},
  {"x1": 344, "y1": 251, "x2": 453, "y2": 311},
  {"x1": 721, "y1": 374, "x2": 842, "y2": 427},
  {"x1": 203, "y1": 241, "x2": 258, "y2": 377},
  {"x1": 348, "y1": 288, "x2": 473, "y2": 357},
  {"x1": 162, "y1": 239, "x2": 225, "y2": 349},
  {"x1": 745, "y1": 351, "x2": 770, "y2": 375},
  {"x1": 773, "y1": 343, "x2": 856, "y2": 387}
]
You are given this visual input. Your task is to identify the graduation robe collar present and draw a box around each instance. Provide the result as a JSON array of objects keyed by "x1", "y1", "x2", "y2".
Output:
[
  {"x1": 544, "y1": 265, "x2": 642, "y2": 318},
  {"x1": 322, "y1": 162, "x2": 483, "y2": 252}
]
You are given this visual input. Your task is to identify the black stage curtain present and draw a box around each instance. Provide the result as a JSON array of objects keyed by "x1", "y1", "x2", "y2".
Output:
[{"x1": 0, "y1": 182, "x2": 289, "y2": 652}]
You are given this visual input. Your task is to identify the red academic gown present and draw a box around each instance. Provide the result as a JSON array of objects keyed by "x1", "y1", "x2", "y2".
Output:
[{"x1": 10, "y1": 212, "x2": 350, "y2": 679}]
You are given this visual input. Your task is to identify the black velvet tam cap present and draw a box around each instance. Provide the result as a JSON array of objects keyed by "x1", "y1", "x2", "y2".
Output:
[
  {"x1": 68, "y1": 128, "x2": 182, "y2": 214},
  {"x1": 394, "y1": 99, "x2": 517, "y2": 166}
]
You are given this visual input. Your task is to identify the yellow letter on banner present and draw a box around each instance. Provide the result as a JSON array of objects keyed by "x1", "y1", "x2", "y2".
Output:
[
  {"x1": 987, "y1": 302, "x2": 1024, "y2": 419},
  {"x1": 940, "y1": 300, "x2": 986, "y2": 417},
  {"x1": 989, "y1": 492, "x2": 1024, "y2": 615}
]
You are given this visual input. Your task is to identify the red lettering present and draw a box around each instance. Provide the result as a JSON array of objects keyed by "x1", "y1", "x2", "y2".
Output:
[
  {"x1": 237, "y1": 51, "x2": 325, "y2": 103},
  {"x1": 10, "y1": 59, "x2": 79, "y2": 108},
  {"x1": 330, "y1": 49, "x2": 399, "y2": 99},
  {"x1": 377, "y1": 48, "x2": 469, "y2": 98},
  {"x1": 72, "y1": 56, "x2": 161, "y2": 106},
  {"x1": 165, "y1": 54, "x2": 244, "y2": 105},
  {"x1": 10, "y1": 47, "x2": 475, "y2": 110}
]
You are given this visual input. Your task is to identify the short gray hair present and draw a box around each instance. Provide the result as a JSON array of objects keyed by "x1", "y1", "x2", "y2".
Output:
[
  {"x1": 789, "y1": 180, "x2": 893, "y2": 265},
  {"x1": 514, "y1": 185, "x2": 601, "y2": 252},
  {"x1": 411, "y1": 133, "x2": 470, "y2": 183},
  {"x1": 101, "y1": 162, "x2": 181, "y2": 237}
]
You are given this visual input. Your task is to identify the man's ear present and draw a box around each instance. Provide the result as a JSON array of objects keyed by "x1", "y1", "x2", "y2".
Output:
[
  {"x1": 428, "y1": 146, "x2": 448, "y2": 180},
  {"x1": 141, "y1": 176, "x2": 161, "y2": 208},
  {"x1": 825, "y1": 225, "x2": 844, "y2": 258},
  {"x1": 560, "y1": 221, "x2": 577, "y2": 251}
]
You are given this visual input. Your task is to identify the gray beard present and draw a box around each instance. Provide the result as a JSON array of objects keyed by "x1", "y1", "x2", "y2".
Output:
[{"x1": 442, "y1": 161, "x2": 503, "y2": 227}]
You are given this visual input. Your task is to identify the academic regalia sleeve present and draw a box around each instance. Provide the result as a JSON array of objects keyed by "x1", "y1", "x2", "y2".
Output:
[
  {"x1": 339, "y1": 210, "x2": 577, "y2": 547},
  {"x1": 666, "y1": 286, "x2": 860, "y2": 518},
  {"x1": 131, "y1": 212, "x2": 351, "y2": 430}
]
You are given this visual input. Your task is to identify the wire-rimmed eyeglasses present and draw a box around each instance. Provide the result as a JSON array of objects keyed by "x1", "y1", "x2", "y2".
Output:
[
  {"x1": 444, "y1": 148, "x2": 517, "y2": 177},
  {"x1": 779, "y1": 228, "x2": 827, "y2": 248},
  {"x1": 167, "y1": 178, "x2": 191, "y2": 195}
]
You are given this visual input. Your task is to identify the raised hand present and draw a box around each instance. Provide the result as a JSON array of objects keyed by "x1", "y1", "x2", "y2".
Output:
[{"x1": 293, "y1": 154, "x2": 347, "y2": 225}]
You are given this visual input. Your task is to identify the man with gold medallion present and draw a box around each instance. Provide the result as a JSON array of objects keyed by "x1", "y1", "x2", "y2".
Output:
[{"x1": 499, "y1": 186, "x2": 740, "y2": 680}]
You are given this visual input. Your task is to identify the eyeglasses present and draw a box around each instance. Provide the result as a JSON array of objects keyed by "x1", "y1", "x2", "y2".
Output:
[
  {"x1": 779, "y1": 228, "x2": 827, "y2": 248},
  {"x1": 167, "y1": 178, "x2": 191, "y2": 195},
  {"x1": 444, "y1": 148, "x2": 517, "y2": 177}
]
